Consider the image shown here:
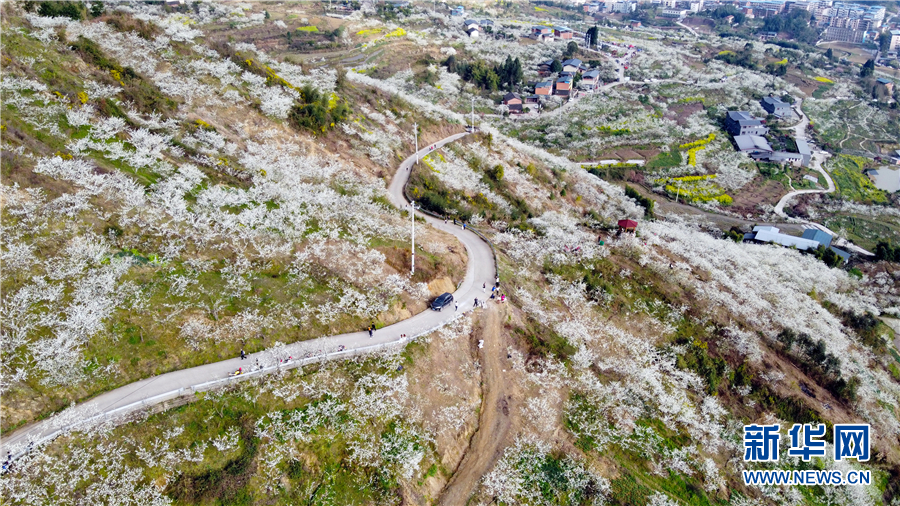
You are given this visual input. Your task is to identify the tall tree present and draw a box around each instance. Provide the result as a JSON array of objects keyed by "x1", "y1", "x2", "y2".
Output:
[{"x1": 860, "y1": 58, "x2": 875, "y2": 78}]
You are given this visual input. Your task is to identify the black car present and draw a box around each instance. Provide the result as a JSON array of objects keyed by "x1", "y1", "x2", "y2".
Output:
[{"x1": 431, "y1": 292, "x2": 454, "y2": 311}]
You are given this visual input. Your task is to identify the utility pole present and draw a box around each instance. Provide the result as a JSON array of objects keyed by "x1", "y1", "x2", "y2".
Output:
[
  {"x1": 414, "y1": 122, "x2": 418, "y2": 165},
  {"x1": 674, "y1": 180, "x2": 682, "y2": 204},
  {"x1": 470, "y1": 97, "x2": 475, "y2": 132},
  {"x1": 409, "y1": 201, "x2": 419, "y2": 275}
]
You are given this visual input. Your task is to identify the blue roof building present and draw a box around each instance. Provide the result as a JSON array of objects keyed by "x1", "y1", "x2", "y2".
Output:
[{"x1": 801, "y1": 229, "x2": 833, "y2": 248}]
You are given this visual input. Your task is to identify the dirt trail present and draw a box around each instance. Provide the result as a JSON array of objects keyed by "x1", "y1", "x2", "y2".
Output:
[{"x1": 438, "y1": 305, "x2": 514, "y2": 506}]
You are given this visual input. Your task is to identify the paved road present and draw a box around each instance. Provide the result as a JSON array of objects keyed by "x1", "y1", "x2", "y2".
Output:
[
  {"x1": 773, "y1": 102, "x2": 873, "y2": 256},
  {"x1": 675, "y1": 21, "x2": 698, "y2": 37},
  {"x1": 1, "y1": 132, "x2": 498, "y2": 457}
]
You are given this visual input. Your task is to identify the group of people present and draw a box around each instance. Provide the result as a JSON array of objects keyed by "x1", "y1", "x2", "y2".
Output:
[{"x1": 478, "y1": 276, "x2": 505, "y2": 304}]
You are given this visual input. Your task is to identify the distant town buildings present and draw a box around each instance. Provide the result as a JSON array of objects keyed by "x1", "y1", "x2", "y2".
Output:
[
  {"x1": 815, "y1": 1, "x2": 886, "y2": 43},
  {"x1": 890, "y1": 30, "x2": 900, "y2": 51}
]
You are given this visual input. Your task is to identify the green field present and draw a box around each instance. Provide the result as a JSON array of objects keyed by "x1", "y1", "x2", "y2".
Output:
[{"x1": 827, "y1": 155, "x2": 889, "y2": 204}]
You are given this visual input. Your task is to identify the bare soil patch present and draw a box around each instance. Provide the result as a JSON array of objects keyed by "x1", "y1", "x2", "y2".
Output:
[{"x1": 438, "y1": 305, "x2": 518, "y2": 506}]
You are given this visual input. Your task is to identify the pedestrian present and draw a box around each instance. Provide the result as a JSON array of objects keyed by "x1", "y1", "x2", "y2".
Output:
[
  {"x1": 501, "y1": 294, "x2": 506, "y2": 303},
  {"x1": 463, "y1": 223, "x2": 467, "y2": 230},
  {"x1": 255, "y1": 359, "x2": 260, "y2": 370},
  {"x1": 455, "y1": 302, "x2": 458, "y2": 312},
  {"x1": 474, "y1": 298, "x2": 479, "y2": 307},
  {"x1": 490, "y1": 292, "x2": 495, "y2": 300},
  {"x1": 240, "y1": 349, "x2": 245, "y2": 360},
  {"x1": 369, "y1": 326, "x2": 374, "y2": 338},
  {"x1": 482, "y1": 282, "x2": 486, "y2": 293},
  {"x1": 491, "y1": 285, "x2": 496, "y2": 293}
]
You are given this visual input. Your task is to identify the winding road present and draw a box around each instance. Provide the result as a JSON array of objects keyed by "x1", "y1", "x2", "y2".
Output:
[
  {"x1": 1, "y1": 132, "x2": 499, "y2": 458},
  {"x1": 773, "y1": 102, "x2": 873, "y2": 256}
]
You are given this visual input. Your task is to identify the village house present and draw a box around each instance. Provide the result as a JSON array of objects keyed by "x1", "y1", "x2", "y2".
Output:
[
  {"x1": 450, "y1": 5, "x2": 464, "y2": 16},
  {"x1": 535, "y1": 81, "x2": 554, "y2": 96},
  {"x1": 765, "y1": 151, "x2": 803, "y2": 166},
  {"x1": 562, "y1": 58, "x2": 583, "y2": 73},
  {"x1": 876, "y1": 77, "x2": 895, "y2": 95},
  {"x1": 734, "y1": 134, "x2": 773, "y2": 157},
  {"x1": 796, "y1": 138, "x2": 811, "y2": 167},
  {"x1": 537, "y1": 59, "x2": 554, "y2": 76},
  {"x1": 555, "y1": 75, "x2": 573, "y2": 96},
  {"x1": 761, "y1": 95, "x2": 791, "y2": 118},
  {"x1": 463, "y1": 19, "x2": 480, "y2": 31},
  {"x1": 554, "y1": 26, "x2": 574, "y2": 39},
  {"x1": 745, "y1": 227, "x2": 851, "y2": 263},
  {"x1": 502, "y1": 92, "x2": 523, "y2": 113},
  {"x1": 581, "y1": 69, "x2": 601, "y2": 90},
  {"x1": 725, "y1": 111, "x2": 769, "y2": 136}
]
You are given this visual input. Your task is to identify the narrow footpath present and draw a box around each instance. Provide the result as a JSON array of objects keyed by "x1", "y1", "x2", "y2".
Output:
[{"x1": 438, "y1": 306, "x2": 515, "y2": 506}]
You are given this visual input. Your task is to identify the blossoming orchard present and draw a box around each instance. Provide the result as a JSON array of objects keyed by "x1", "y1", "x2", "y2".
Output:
[{"x1": 1, "y1": 1, "x2": 899, "y2": 505}]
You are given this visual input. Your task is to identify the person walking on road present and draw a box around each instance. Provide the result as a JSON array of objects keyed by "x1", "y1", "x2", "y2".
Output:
[
  {"x1": 474, "y1": 298, "x2": 479, "y2": 308},
  {"x1": 368, "y1": 326, "x2": 374, "y2": 338},
  {"x1": 482, "y1": 282, "x2": 486, "y2": 293},
  {"x1": 240, "y1": 349, "x2": 246, "y2": 360},
  {"x1": 455, "y1": 302, "x2": 458, "y2": 312}
]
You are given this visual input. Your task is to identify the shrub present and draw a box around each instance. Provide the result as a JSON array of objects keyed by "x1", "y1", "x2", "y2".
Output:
[
  {"x1": 624, "y1": 185, "x2": 655, "y2": 219},
  {"x1": 38, "y1": 1, "x2": 84, "y2": 20}
]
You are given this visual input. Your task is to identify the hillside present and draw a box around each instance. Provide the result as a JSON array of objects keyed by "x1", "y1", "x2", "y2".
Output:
[{"x1": 1, "y1": 2, "x2": 899, "y2": 506}]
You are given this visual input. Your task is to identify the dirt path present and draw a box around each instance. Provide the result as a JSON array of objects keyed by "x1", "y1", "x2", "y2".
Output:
[
  {"x1": 438, "y1": 305, "x2": 514, "y2": 506},
  {"x1": 626, "y1": 183, "x2": 808, "y2": 234}
]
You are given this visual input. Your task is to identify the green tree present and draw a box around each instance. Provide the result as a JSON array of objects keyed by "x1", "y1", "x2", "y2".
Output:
[
  {"x1": 565, "y1": 41, "x2": 579, "y2": 58},
  {"x1": 550, "y1": 59, "x2": 562, "y2": 73},
  {"x1": 860, "y1": 58, "x2": 875, "y2": 78},
  {"x1": 89, "y1": 1, "x2": 104, "y2": 17},
  {"x1": 825, "y1": 48, "x2": 834, "y2": 61},
  {"x1": 488, "y1": 164, "x2": 504, "y2": 182},
  {"x1": 38, "y1": 1, "x2": 83, "y2": 20},
  {"x1": 264, "y1": 10, "x2": 270, "y2": 19},
  {"x1": 586, "y1": 26, "x2": 598, "y2": 47},
  {"x1": 486, "y1": 70, "x2": 500, "y2": 91},
  {"x1": 880, "y1": 32, "x2": 891, "y2": 52},
  {"x1": 443, "y1": 55, "x2": 458, "y2": 74}
]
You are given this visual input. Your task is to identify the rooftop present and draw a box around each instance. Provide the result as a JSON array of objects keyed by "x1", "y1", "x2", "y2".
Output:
[
  {"x1": 734, "y1": 135, "x2": 772, "y2": 152},
  {"x1": 762, "y1": 96, "x2": 789, "y2": 107},
  {"x1": 801, "y1": 229, "x2": 833, "y2": 247},
  {"x1": 746, "y1": 228, "x2": 822, "y2": 251}
]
